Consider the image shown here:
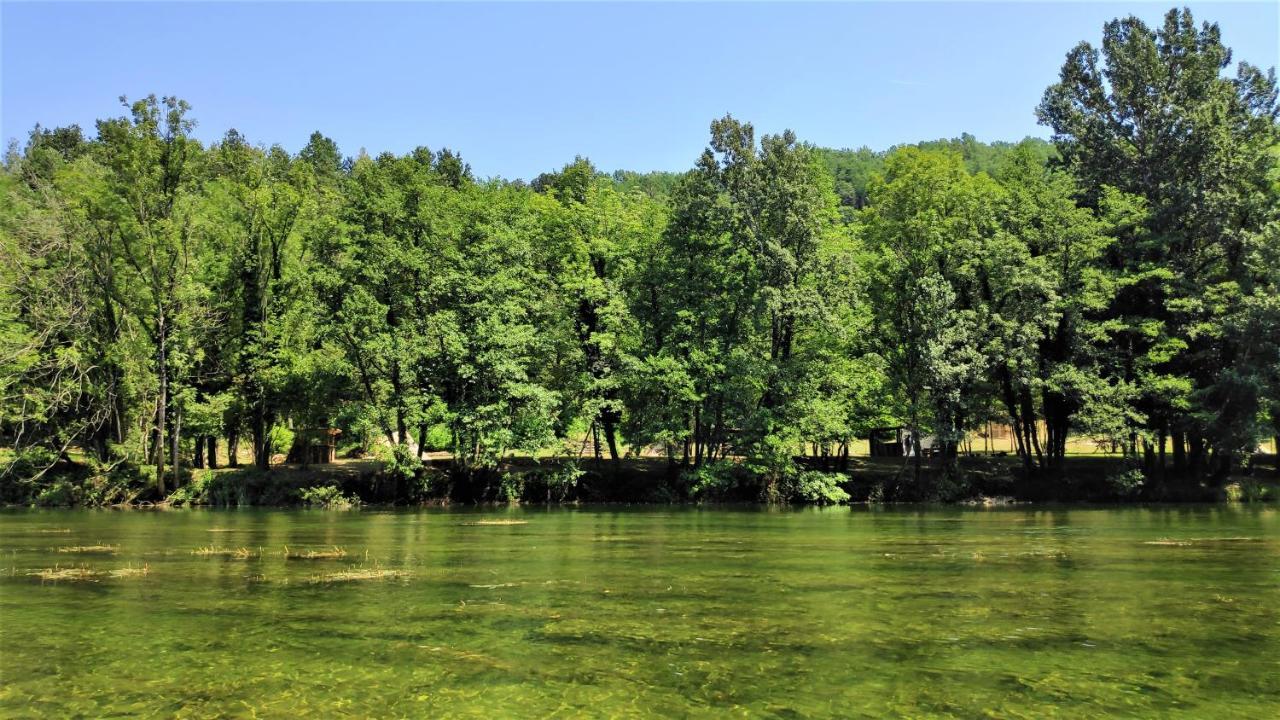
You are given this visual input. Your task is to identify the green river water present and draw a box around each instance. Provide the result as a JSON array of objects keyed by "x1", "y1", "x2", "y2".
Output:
[{"x1": 0, "y1": 506, "x2": 1277, "y2": 718}]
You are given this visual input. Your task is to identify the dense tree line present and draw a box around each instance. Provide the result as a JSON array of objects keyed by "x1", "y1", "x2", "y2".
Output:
[{"x1": 2, "y1": 9, "x2": 1276, "y2": 504}]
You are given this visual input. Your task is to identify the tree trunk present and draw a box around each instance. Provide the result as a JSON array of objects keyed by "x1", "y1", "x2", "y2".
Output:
[
  {"x1": 155, "y1": 318, "x2": 167, "y2": 495},
  {"x1": 252, "y1": 405, "x2": 271, "y2": 470},
  {"x1": 193, "y1": 436, "x2": 205, "y2": 469},
  {"x1": 1157, "y1": 426, "x2": 1167, "y2": 483},
  {"x1": 601, "y1": 409, "x2": 621, "y2": 463},
  {"x1": 227, "y1": 428, "x2": 240, "y2": 468},
  {"x1": 171, "y1": 402, "x2": 182, "y2": 489},
  {"x1": 207, "y1": 436, "x2": 218, "y2": 469},
  {"x1": 1188, "y1": 435, "x2": 1204, "y2": 475}
]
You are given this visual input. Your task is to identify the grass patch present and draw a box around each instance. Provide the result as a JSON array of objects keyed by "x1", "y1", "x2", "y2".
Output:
[
  {"x1": 56, "y1": 545, "x2": 118, "y2": 554},
  {"x1": 192, "y1": 546, "x2": 257, "y2": 559},
  {"x1": 309, "y1": 567, "x2": 407, "y2": 583},
  {"x1": 28, "y1": 563, "x2": 150, "y2": 581},
  {"x1": 283, "y1": 545, "x2": 348, "y2": 560},
  {"x1": 28, "y1": 565, "x2": 101, "y2": 581},
  {"x1": 107, "y1": 564, "x2": 150, "y2": 578}
]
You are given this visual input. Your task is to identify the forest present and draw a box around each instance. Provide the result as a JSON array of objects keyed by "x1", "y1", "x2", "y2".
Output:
[{"x1": 2, "y1": 8, "x2": 1277, "y2": 506}]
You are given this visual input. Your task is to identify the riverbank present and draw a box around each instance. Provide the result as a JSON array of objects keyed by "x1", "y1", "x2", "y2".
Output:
[{"x1": 6, "y1": 454, "x2": 1276, "y2": 508}]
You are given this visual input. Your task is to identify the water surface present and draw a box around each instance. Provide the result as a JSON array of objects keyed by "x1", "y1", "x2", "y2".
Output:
[{"x1": 1, "y1": 507, "x2": 1277, "y2": 718}]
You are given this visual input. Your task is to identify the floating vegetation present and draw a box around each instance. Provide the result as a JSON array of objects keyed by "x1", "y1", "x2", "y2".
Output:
[
  {"x1": 461, "y1": 520, "x2": 528, "y2": 526},
  {"x1": 36, "y1": 528, "x2": 72, "y2": 534},
  {"x1": 56, "y1": 545, "x2": 118, "y2": 554},
  {"x1": 469, "y1": 582, "x2": 521, "y2": 589},
  {"x1": 107, "y1": 564, "x2": 150, "y2": 579},
  {"x1": 29, "y1": 566, "x2": 101, "y2": 582},
  {"x1": 29, "y1": 563, "x2": 150, "y2": 581},
  {"x1": 1144, "y1": 537, "x2": 1261, "y2": 547},
  {"x1": 283, "y1": 545, "x2": 347, "y2": 560},
  {"x1": 309, "y1": 568, "x2": 406, "y2": 584},
  {"x1": 192, "y1": 546, "x2": 257, "y2": 559}
]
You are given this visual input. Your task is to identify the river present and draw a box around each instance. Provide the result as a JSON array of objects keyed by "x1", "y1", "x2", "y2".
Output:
[{"x1": 1, "y1": 506, "x2": 1277, "y2": 717}]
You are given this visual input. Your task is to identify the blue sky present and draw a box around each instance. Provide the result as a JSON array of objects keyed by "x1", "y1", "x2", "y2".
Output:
[{"x1": 3, "y1": 2, "x2": 1277, "y2": 179}]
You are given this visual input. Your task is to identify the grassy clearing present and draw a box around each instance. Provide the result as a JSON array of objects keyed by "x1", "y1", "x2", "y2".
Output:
[
  {"x1": 283, "y1": 545, "x2": 348, "y2": 560},
  {"x1": 56, "y1": 545, "x2": 118, "y2": 554}
]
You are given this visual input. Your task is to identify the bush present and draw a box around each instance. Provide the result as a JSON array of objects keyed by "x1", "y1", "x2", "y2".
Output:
[
  {"x1": 422, "y1": 423, "x2": 452, "y2": 452},
  {"x1": 685, "y1": 461, "x2": 754, "y2": 502},
  {"x1": 268, "y1": 425, "x2": 295, "y2": 459},
  {"x1": 166, "y1": 471, "x2": 211, "y2": 506},
  {"x1": 1224, "y1": 480, "x2": 1275, "y2": 503},
  {"x1": 1106, "y1": 464, "x2": 1145, "y2": 498},
  {"x1": 35, "y1": 479, "x2": 77, "y2": 507},
  {"x1": 786, "y1": 471, "x2": 851, "y2": 505},
  {"x1": 298, "y1": 484, "x2": 361, "y2": 509},
  {"x1": 511, "y1": 463, "x2": 584, "y2": 503}
]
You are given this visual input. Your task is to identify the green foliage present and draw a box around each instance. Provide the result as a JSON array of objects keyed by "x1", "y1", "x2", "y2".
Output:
[
  {"x1": 1106, "y1": 464, "x2": 1146, "y2": 499},
  {"x1": 297, "y1": 484, "x2": 361, "y2": 509},
  {"x1": 267, "y1": 425, "x2": 295, "y2": 459},
  {"x1": 685, "y1": 461, "x2": 754, "y2": 502},
  {"x1": 1, "y1": 8, "x2": 1275, "y2": 506},
  {"x1": 785, "y1": 471, "x2": 851, "y2": 505}
]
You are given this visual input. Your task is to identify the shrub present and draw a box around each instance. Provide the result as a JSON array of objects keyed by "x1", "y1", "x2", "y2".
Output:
[
  {"x1": 786, "y1": 471, "x2": 851, "y2": 505},
  {"x1": 268, "y1": 425, "x2": 295, "y2": 459},
  {"x1": 1106, "y1": 464, "x2": 1145, "y2": 498},
  {"x1": 298, "y1": 484, "x2": 361, "y2": 509},
  {"x1": 35, "y1": 479, "x2": 76, "y2": 507},
  {"x1": 685, "y1": 461, "x2": 753, "y2": 502},
  {"x1": 1224, "y1": 480, "x2": 1275, "y2": 503},
  {"x1": 517, "y1": 463, "x2": 584, "y2": 502}
]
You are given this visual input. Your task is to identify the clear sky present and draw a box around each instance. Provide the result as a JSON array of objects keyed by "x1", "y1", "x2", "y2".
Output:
[{"x1": 2, "y1": 2, "x2": 1277, "y2": 179}]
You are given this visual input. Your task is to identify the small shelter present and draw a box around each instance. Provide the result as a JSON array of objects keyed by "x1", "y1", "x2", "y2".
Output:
[
  {"x1": 868, "y1": 427, "x2": 904, "y2": 457},
  {"x1": 290, "y1": 428, "x2": 341, "y2": 465}
]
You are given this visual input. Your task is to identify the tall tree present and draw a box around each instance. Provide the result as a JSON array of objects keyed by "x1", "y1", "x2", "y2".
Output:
[{"x1": 1038, "y1": 7, "x2": 1279, "y2": 479}]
